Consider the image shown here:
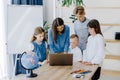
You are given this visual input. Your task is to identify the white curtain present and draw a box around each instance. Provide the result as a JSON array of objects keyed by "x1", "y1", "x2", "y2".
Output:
[{"x1": 0, "y1": 1, "x2": 8, "y2": 80}]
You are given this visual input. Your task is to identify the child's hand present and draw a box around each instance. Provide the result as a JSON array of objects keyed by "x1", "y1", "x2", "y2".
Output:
[
  {"x1": 82, "y1": 61, "x2": 92, "y2": 65},
  {"x1": 78, "y1": 61, "x2": 82, "y2": 63},
  {"x1": 85, "y1": 62, "x2": 92, "y2": 65},
  {"x1": 39, "y1": 60, "x2": 48, "y2": 65},
  {"x1": 26, "y1": 51, "x2": 35, "y2": 54},
  {"x1": 63, "y1": 52, "x2": 67, "y2": 54},
  {"x1": 42, "y1": 60, "x2": 48, "y2": 64},
  {"x1": 81, "y1": 61, "x2": 87, "y2": 64},
  {"x1": 38, "y1": 62, "x2": 43, "y2": 65}
]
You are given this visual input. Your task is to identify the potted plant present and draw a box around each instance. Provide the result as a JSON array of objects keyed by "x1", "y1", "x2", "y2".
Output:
[
  {"x1": 58, "y1": 0, "x2": 84, "y2": 7},
  {"x1": 58, "y1": 0, "x2": 84, "y2": 23},
  {"x1": 43, "y1": 21, "x2": 50, "y2": 39}
]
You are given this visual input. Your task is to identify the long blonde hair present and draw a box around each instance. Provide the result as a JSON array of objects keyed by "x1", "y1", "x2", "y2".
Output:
[{"x1": 31, "y1": 26, "x2": 47, "y2": 42}]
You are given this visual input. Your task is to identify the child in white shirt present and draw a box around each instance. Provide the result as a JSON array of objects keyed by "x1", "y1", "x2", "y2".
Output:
[
  {"x1": 69, "y1": 34, "x2": 82, "y2": 62},
  {"x1": 83, "y1": 19, "x2": 105, "y2": 80}
]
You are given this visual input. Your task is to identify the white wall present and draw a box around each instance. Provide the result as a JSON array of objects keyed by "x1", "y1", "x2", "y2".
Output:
[
  {"x1": 0, "y1": 0, "x2": 11, "y2": 79},
  {"x1": 7, "y1": 5, "x2": 43, "y2": 53},
  {"x1": 43, "y1": 0, "x2": 55, "y2": 25}
]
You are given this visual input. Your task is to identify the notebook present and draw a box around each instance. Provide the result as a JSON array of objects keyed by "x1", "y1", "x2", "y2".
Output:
[{"x1": 49, "y1": 53, "x2": 73, "y2": 66}]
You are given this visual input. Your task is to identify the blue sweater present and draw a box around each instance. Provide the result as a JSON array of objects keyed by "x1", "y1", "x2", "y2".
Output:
[
  {"x1": 48, "y1": 25, "x2": 70, "y2": 54},
  {"x1": 32, "y1": 41, "x2": 46, "y2": 62}
]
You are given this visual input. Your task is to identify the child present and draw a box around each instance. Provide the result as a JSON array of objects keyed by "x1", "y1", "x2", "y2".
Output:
[
  {"x1": 83, "y1": 19, "x2": 105, "y2": 80},
  {"x1": 69, "y1": 34, "x2": 82, "y2": 62},
  {"x1": 73, "y1": 6, "x2": 90, "y2": 52},
  {"x1": 30, "y1": 26, "x2": 48, "y2": 65},
  {"x1": 48, "y1": 17, "x2": 70, "y2": 54},
  {"x1": 27, "y1": 26, "x2": 48, "y2": 77}
]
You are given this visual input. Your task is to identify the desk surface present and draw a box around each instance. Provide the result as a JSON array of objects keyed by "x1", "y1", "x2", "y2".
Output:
[{"x1": 12, "y1": 62, "x2": 98, "y2": 80}]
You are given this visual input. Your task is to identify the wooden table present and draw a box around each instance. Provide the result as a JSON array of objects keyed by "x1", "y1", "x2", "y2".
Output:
[{"x1": 12, "y1": 62, "x2": 98, "y2": 80}]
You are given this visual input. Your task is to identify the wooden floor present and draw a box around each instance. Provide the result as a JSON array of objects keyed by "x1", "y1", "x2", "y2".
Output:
[
  {"x1": 100, "y1": 69, "x2": 120, "y2": 80},
  {"x1": 101, "y1": 69, "x2": 120, "y2": 76},
  {"x1": 105, "y1": 54, "x2": 120, "y2": 60},
  {"x1": 100, "y1": 54, "x2": 120, "y2": 80}
]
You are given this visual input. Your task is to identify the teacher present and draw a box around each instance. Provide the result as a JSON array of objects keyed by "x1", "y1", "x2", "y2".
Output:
[{"x1": 48, "y1": 17, "x2": 70, "y2": 54}]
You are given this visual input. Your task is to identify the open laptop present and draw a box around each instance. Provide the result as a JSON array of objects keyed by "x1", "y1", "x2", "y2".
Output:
[{"x1": 49, "y1": 53, "x2": 73, "y2": 66}]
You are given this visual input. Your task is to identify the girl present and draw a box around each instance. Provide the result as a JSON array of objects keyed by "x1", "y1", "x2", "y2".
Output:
[
  {"x1": 30, "y1": 26, "x2": 47, "y2": 65},
  {"x1": 73, "y1": 6, "x2": 90, "y2": 52},
  {"x1": 48, "y1": 17, "x2": 70, "y2": 54},
  {"x1": 27, "y1": 26, "x2": 48, "y2": 77},
  {"x1": 83, "y1": 19, "x2": 105, "y2": 80}
]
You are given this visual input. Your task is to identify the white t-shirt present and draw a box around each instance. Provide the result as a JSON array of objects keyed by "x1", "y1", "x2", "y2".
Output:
[
  {"x1": 83, "y1": 34, "x2": 105, "y2": 67},
  {"x1": 69, "y1": 47, "x2": 82, "y2": 62}
]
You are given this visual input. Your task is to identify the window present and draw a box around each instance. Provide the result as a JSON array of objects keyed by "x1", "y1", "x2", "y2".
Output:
[{"x1": 11, "y1": 0, "x2": 43, "y2": 5}]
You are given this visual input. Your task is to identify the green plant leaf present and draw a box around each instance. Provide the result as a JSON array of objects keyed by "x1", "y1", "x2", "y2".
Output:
[
  {"x1": 60, "y1": 0, "x2": 84, "y2": 7},
  {"x1": 68, "y1": 0, "x2": 72, "y2": 6},
  {"x1": 43, "y1": 21, "x2": 47, "y2": 27},
  {"x1": 71, "y1": 14, "x2": 75, "y2": 16},
  {"x1": 69, "y1": 17, "x2": 75, "y2": 19},
  {"x1": 62, "y1": 0, "x2": 66, "y2": 6}
]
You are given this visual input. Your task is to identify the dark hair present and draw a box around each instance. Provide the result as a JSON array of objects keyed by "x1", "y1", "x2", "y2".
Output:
[
  {"x1": 87, "y1": 19, "x2": 103, "y2": 36},
  {"x1": 31, "y1": 26, "x2": 47, "y2": 42},
  {"x1": 52, "y1": 17, "x2": 64, "y2": 43},
  {"x1": 70, "y1": 34, "x2": 79, "y2": 40}
]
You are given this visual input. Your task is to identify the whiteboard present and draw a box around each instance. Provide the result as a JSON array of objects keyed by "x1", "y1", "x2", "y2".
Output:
[{"x1": 7, "y1": 5, "x2": 43, "y2": 54}]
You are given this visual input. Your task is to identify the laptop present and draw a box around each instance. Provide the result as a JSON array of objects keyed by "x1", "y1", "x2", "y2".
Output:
[{"x1": 49, "y1": 53, "x2": 73, "y2": 66}]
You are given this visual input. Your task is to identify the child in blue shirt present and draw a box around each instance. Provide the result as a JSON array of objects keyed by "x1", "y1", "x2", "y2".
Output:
[
  {"x1": 29, "y1": 26, "x2": 47, "y2": 65},
  {"x1": 48, "y1": 17, "x2": 70, "y2": 54},
  {"x1": 27, "y1": 26, "x2": 48, "y2": 77}
]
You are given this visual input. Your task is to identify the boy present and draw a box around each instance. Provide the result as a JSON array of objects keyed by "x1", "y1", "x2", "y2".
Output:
[
  {"x1": 69, "y1": 34, "x2": 82, "y2": 62},
  {"x1": 73, "y1": 6, "x2": 90, "y2": 52}
]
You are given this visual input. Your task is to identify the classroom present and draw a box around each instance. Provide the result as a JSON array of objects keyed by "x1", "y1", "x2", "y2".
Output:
[{"x1": 0, "y1": 0, "x2": 120, "y2": 80}]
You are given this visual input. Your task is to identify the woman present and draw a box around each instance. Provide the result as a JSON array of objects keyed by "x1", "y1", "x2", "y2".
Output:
[{"x1": 48, "y1": 17, "x2": 70, "y2": 54}]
